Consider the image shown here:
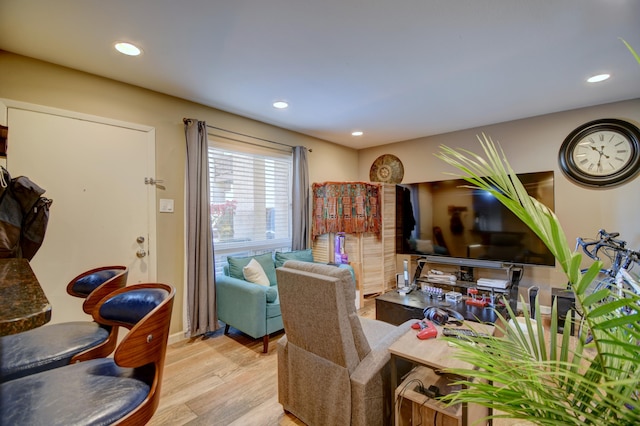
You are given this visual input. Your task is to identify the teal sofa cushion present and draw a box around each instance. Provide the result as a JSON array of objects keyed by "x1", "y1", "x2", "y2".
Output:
[
  {"x1": 227, "y1": 253, "x2": 277, "y2": 286},
  {"x1": 265, "y1": 293, "x2": 281, "y2": 318},
  {"x1": 275, "y1": 249, "x2": 314, "y2": 268},
  {"x1": 265, "y1": 286, "x2": 278, "y2": 303}
]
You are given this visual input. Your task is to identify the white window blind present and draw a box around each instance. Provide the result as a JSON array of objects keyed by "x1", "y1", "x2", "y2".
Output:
[{"x1": 208, "y1": 140, "x2": 292, "y2": 272}]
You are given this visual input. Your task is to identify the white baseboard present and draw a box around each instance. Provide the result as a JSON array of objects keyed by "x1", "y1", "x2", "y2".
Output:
[{"x1": 168, "y1": 331, "x2": 188, "y2": 345}]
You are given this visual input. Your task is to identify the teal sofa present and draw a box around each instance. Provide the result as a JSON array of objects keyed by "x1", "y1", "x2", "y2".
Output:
[{"x1": 216, "y1": 250, "x2": 355, "y2": 353}]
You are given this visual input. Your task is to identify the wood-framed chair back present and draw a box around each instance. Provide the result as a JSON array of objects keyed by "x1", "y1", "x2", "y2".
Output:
[
  {"x1": 92, "y1": 282, "x2": 175, "y2": 425},
  {"x1": 68, "y1": 266, "x2": 128, "y2": 363},
  {"x1": 65, "y1": 265, "x2": 129, "y2": 314}
]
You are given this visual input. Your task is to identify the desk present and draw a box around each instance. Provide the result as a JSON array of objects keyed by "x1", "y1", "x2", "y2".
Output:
[
  {"x1": 0, "y1": 258, "x2": 51, "y2": 336},
  {"x1": 390, "y1": 322, "x2": 495, "y2": 426}
]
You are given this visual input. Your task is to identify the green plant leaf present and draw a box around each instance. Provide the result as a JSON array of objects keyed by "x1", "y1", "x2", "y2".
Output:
[
  {"x1": 434, "y1": 134, "x2": 640, "y2": 425},
  {"x1": 621, "y1": 38, "x2": 640, "y2": 66}
]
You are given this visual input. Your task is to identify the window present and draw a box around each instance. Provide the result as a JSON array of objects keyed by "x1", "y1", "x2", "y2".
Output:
[{"x1": 208, "y1": 140, "x2": 292, "y2": 274}]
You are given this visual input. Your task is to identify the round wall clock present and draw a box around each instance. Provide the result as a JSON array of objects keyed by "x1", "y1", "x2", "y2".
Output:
[
  {"x1": 369, "y1": 154, "x2": 404, "y2": 183},
  {"x1": 558, "y1": 118, "x2": 640, "y2": 188}
]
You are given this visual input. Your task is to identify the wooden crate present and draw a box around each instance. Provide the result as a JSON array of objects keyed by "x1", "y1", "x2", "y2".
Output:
[{"x1": 395, "y1": 366, "x2": 488, "y2": 426}]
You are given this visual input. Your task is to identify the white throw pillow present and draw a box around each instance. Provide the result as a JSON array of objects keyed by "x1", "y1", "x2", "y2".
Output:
[{"x1": 243, "y1": 258, "x2": 270, "y2": 286}]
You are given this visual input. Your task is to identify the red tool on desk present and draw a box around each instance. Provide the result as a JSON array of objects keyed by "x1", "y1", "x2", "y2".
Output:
[
  {"x1": 411, "y1": 319, "x2": 438, "y2": 339},
  {"x1": 466, "y1": 288, "x2": 489, "y2": 307}
]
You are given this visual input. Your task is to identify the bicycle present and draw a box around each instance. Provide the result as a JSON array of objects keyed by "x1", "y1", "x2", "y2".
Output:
[
  {"x1": 573, "y1": 230, "x2": 640, "y2": 339},
  {"x1": 575, "y1": 229, "x2": 639, "y2": 298}
]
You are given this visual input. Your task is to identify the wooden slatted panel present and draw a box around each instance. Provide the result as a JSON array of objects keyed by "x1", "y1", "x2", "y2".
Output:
[
  {"x1": 361, "y1": 233, "x2": 384, "y2": 295},
  {"x1": 383, "y1": 184, "x2": 397, "y2": 292},
  {"x1": 343, "y1": 233, "x2": 361, "y2": 264},
  {"x1": 311, "y1": 233, "x2": 330, "y2": 263}
]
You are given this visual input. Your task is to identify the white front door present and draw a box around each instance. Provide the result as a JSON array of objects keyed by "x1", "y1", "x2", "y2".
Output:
[{"x1": 1, "y1": 101, "x2": 156, "y2": 324}]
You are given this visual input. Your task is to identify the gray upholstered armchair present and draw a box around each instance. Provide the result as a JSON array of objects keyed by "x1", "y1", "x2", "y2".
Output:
[{"x1": 276, "y1": 261, "x2": 413, "y2": 426}]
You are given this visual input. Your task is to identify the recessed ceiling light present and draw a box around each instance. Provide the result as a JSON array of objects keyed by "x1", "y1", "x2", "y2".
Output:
[
  {"x1": 273, "y1": 101, "x2": 289, "y2": 109},
  {"x1": 114, "y1": 42, "x2": 142, "y2": 56},
  {"x1": 352, "y1": 131, "x2": 364, "y2": 136},
  {"x1": 587, "y1": 73, "x2": 610, "y2": 83}
]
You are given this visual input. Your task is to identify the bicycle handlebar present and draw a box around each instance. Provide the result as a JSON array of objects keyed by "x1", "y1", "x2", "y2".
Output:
[
  {"x1": 596, "y1": 229, "x2": 625, "y2": 247},
  {"x1": 601, "y1": 230, "x2": 620, "y2": 239},
  {"x1": 575, "y1": 237, "x2": 600, "y2": 260},
  {"x1": 576, "y1": 229, "x2": 637, "y2": 262}
]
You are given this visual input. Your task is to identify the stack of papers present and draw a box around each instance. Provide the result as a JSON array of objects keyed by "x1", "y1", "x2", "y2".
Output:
[{"x1": 477, "y1": 278, "x2": 509, "y2": 289}]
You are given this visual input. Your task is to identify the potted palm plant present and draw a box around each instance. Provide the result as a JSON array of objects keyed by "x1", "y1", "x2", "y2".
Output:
[{"x1": 433, "y1": 40, "x2": 640, "y2": 425}]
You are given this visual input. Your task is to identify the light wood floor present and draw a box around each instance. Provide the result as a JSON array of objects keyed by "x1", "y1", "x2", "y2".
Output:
[
  {"x1": 148, "y1": 295, "x2": 539, "y2": 426},
  {"x1": 148, "y1": 296, "x2": 377, "y2": 426}
]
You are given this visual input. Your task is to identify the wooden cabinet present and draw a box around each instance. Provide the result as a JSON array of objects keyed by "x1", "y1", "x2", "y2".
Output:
[{"x1": 312, "y1": 183, "x2": 396, "y2": 296}]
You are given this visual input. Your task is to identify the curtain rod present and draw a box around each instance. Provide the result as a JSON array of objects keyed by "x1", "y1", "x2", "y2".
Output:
[
  {"x1": 183, "y1": 119, "x2": 311, "y2": 152},
  {"x1": 208, "y1": 132, "x2": 292, "y2": 154},
  {"x1": 207, "y1": 124, "x2": 313, "y2": 152}
]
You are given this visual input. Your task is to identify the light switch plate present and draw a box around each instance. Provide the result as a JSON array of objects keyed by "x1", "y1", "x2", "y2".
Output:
[{"x1": 159, "y1": 198, "x2": 174, "y2": 213}]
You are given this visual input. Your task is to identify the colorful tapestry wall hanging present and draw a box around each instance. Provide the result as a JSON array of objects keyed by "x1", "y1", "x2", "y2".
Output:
[{"x1": 312, "y1": 181, "x2": 382, "y2": 239}]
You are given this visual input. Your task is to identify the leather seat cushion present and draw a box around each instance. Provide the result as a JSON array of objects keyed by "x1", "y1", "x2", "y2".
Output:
[
  {"x1": 100, "y1": 287, "x2": 169, "y2": 326},
  {"x1": 72, "y1": 269, "x2": 120, "y2": 296},
  {"x1": 0, "y1": 358, "x2": 150, "y2": 425},
  {"x1": 0, "y1": 322, "x2": 109, "y2": 383}
]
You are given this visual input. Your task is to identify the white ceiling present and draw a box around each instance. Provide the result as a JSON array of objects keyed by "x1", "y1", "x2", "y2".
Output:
[{"x1": 1, "y1": 1, "x2": 639, "y2": 149}]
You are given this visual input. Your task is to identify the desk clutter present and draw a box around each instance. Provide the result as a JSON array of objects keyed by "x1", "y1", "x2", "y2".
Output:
[
  {"x1": 424, "y1": 269, "x2": 457, "y2": 283},
  {"x1": 477, "y1": 277, "x2": 510, "y2": 289},
  {"x1": 411, "y1": 319, "x2": 438, "y2": 339},
  {"x1": 377, "y1": 261, "x2": 521, "y2": 329},
  {"x1": 417, "y1": 277, "x2": 509, "y2": 309},
  {"x1": 414, "y1": 266, "x2": 515, "y2": 310}
]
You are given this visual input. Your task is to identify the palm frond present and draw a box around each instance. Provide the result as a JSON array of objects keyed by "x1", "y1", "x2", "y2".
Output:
[
  {"x1": 434, "y1": 136, "x2": 640, "y2": 425},
  {"x1": 621, "y1": 38, "x2": 640, "y2": 66}
]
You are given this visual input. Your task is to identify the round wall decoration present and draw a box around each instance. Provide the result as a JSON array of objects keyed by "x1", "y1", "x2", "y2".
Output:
[
  {"x1": 558, "y1": 118, "x2": 640, "y2": 188},
  {"x1": 369, "y1": 154, "x2": 404, "y2": 183}
]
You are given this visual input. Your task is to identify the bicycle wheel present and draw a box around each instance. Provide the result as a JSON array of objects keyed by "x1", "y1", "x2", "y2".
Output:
[
  {"x1": 575, "y1": 269, "x2": 615, "y2": 341},
  {"x1": 583, "y1": 269, "x2": 615, "y2": 296},
  {"x1": 574, "y1": 269, "x2": 614, "y2": 316}
]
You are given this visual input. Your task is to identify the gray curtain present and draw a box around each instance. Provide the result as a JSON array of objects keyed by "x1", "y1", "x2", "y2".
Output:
[
  {"x1": 291, "y1": 146, "x2": 309, "y2": 250},
  {"x1": 184, "y1": 118, "x2": 218, "y2": 337}
]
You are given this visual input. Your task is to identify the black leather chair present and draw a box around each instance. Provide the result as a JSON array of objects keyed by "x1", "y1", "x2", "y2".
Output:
[
  {"x1": 0, "y1": 266, "x2": 128, "y2": 383},
  {"x1": 0, "y1": 282, "x2": 175, "y2": 426}
]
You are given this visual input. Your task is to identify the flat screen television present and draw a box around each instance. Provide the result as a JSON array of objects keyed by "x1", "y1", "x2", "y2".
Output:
[{"x1": 396, "y1": 171, "x2": 555, "y2": 267}]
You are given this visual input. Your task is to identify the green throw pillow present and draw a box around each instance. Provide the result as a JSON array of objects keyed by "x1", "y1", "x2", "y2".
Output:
[
  {"x1": 275, "y1": 249, "x2": 314, "y2": 268},
  {"x1": 227, "y1": 252, "x2": 277, "y2": 285}
]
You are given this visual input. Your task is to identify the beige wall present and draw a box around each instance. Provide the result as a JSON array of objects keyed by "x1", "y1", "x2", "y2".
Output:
[
  {"x1": 359, "y1": 99, "x2": 640, "y2": 305},
  {"x1": 3, "y1": 49, "x2": 639, "y2": 325},
  {"x1": 0, "y1": 51, "x2": 359, "y2": 336}
]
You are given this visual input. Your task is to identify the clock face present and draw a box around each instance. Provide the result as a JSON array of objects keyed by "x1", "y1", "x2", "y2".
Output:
[
  {"x1": 559, "y1": 119, "x2": 640, "y2": 188},
  {"x1": 571, "y1": 130, "x2": 633, "y2": 176}
]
